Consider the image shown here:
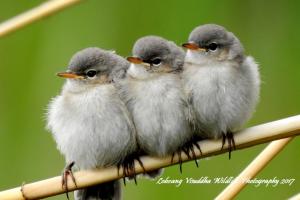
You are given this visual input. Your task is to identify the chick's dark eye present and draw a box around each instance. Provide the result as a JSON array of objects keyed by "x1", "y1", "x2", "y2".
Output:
[
  {"x1": 152, "y1": 58, "x2": 161, "y2": 65},
  {"x1": 86, "y1": 70, "x2": 97, "y2": 78},
  {"x1": 208, "y1": 42, "x2": 218, "y2": 51}
]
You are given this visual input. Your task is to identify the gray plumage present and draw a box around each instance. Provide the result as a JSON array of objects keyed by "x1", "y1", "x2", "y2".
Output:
[
  {"x1": 182, "y1": 24, "x2": 260, "y2": 139},
  {"x1": 132, "y1": 36, "x2": 185, "y2": 71},
  {"x1": 47, "y1": 47, "x2": 136, "y2": 200},
  {"x1": 118, "y1": 36, "x2": 193, "y2": 158}
]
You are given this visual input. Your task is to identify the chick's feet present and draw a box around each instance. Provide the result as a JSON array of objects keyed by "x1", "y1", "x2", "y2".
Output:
[
  {"x1": 117, "y1": 153, "x2": 145, "y2": 185},
  {"x1": 62, "y1": 161, "x2": 77, "y2": 200},
  {"x1": 171, "y1": 139, "x2": 202, "y2": 173},
  {"x1": 221, "y1": 131, "x2": 236, "y2": 159}
]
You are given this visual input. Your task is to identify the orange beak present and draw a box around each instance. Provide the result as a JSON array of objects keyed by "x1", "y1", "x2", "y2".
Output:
[
  {"x1": 127, "y1": 56, "x2": 143, "y2": 64},
  {"x1": 56, "y1": 72, "x2": 84, "y2": 79},
  {"x1": 127, "y1": 56, "x2": 151, "y2": 67},
  {"x1": 182, "y1": 42, "x2": 206, "y2": 51}
]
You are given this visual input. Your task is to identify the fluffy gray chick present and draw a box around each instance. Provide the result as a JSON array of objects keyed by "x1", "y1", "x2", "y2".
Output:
[
  {"x1": 47, "y1": 47, "x2": 137, "y2": 200},
  {"x1": 182, "y1": 24, "x2": 260, "y2": 158},
  {"x1": 118, "y1": 36, "x2": 195, "y2": 173}
]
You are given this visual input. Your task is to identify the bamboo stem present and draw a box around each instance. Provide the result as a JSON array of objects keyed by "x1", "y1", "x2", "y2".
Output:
[
  {"x1": 0, "y1": 0, "x2": 83, "y2": 38},
  {"x1": 0, "y1": 115, "x2": 300, "y2": 200},
  {"x1": 215, "y1": 137, "x2": 294, "y2": 200},
  {"x1": 289, "y1": 192, "x2": 300, "y2": 200}
]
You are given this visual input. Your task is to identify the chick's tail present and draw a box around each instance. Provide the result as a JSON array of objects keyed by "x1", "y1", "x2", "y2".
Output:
[{"x1": 74, "y1": 180, "x2": 121, "y2": 200}]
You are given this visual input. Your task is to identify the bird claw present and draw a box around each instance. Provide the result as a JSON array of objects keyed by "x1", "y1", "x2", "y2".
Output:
[
  {"x1": 62, "y1": 161, "x2": 77, "y2": 200},
  {"x1": 171, "y1": 139, "x2": 202, "y2": 173},
  {"x1": 221, "y1": 132, "x2": 236, "y2": 159},
  {"x1": 117, "y1": 154, "x2": 145, "y2": 186},
  {"x1": 171, "y1": 150, "x2": 183, "y2": 173}
]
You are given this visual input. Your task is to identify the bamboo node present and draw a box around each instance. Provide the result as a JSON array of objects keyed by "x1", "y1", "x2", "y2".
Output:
[{"x1": 21, "y1": 182, "x2": 28, "y2": 200}]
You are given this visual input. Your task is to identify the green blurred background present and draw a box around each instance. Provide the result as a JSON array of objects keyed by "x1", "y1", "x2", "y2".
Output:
[{"x1": 0, "y1": 0, "x2": 299, "y2": 199}]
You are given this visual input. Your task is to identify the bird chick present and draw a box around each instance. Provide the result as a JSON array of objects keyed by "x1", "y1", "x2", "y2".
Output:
[
  {"x1": 182, "y1": 24, "x2": 260, "y2": 158},
  {"x1": 118, "y1": 36, "x2": 196, "y2": 173},
  {"x1": 47, "y1": 47, "x2": 137, "y2": 200}
]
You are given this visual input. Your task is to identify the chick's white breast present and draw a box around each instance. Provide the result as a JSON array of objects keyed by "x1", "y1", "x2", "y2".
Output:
[
  {"x1": 183, "y1": 56, "x2": 260, "y2": 138},
  {"x1": 47, "y1": 85, "x2": 136, "y2": 169},
  {"x1": 125, "y1": 75, "x2": 192, "y2": 156}
]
